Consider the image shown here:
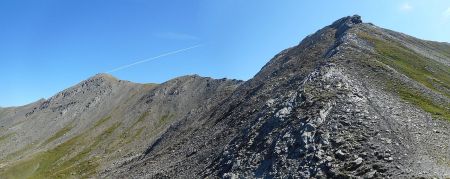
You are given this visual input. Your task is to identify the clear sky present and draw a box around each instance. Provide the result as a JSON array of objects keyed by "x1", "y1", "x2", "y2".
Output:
[{"x1": 1, "y1": 0, "x2": 450, "y2": 107}]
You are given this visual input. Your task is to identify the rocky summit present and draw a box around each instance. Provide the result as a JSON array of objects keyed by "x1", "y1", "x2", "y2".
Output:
[{"x1": 1, "y1": 15, "x2": 450, "y2": 178}]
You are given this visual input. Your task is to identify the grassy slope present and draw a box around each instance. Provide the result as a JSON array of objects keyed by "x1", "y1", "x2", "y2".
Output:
[
  {"x1": 0, "y1": 111, "x2": 177, "y2": 179},
  {"x1": 41, "y1": 124, "x2": 74, "y2": 146},
  {"x1": 0, "y1": 109, "x2": 4, "y2": 119},
  {"x1": 426, "y1": 41, "x2": 450, "y2": 59},
  {"x1": 0, "y1": 133, "x2": 15, "y2": 144},
  {"x1": 94, "y1": 116, "x2": 112, "y2": 128},
  {"x1": 119, "y1": 111, "x2": 149, "y2": 145},
  {"x1": 360, "y1": 33, "x2": 450, "y2": 121},
  {"x1": 0, "y1": 76, "x2": 166, "y2": 178},
  {"x1": 0, "y1": 120, "x2": 119, "y2": 179}
]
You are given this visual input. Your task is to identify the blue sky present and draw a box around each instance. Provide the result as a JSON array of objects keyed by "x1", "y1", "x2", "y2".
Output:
[{"x1": 1, "y1": 0, "x2": 450, "y2": 107}]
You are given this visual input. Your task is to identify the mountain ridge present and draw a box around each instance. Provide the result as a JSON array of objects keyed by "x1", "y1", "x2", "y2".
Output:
[
  {"x1": 1, "y1": 15, "x2": 450, "y2": 178},
  {"x1": 105, "y1": 15, "x2": 450, "y2": 178}
]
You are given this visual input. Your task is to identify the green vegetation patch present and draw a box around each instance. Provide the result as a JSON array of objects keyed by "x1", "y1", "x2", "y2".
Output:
[
  {"x1": 51, "y1": 122, "x2": 120, "y2": 178},
  {"x1": 0, "y1": 135, "x2": 89, "y2": 178},
  {"x1": 4, "y1": 143, "x2": 36, "y2": 161},
  {"x1": 426, "y1": 41, "x2": 450, "y2": 59},
  {"x1": 359, "y1": 32, "x2": 450, "y2": 121},
  {"x1": 0, "y1": 121, "x2": 121, "y2": 179},
  {"x1": 152, "y1": 113, "x2": 176, "y2": 135},
  {"x1": 131, "y1": 127, "x2": 144, "y2": 140},
  {"x1": 0, "y1": 133, "x2": 14, "y2": 143},
  {"x1": 41, "y1": 124, "x2": 74, "y2": 146},
  {"x1": 94, "y1": 116, "x2": 112, "y2": 128},
  {"x1": 360, "y1": 33, "x2": 450, "y2": 98},
  {"x1": 119, "y1": 111, "x2": 149, "y2": 145},
  {"x1": 131, "y1": 111, "x2": 149, "y2": 129},
  {"x1": 391, "y1": 83, "x2": 450, "y2": 121},
  {"x1": 156, "y1": 113, "x2": 175, "y2": 129},
  {"x1": 117, "y1": 112, "x2": 174, "y2": 148}
]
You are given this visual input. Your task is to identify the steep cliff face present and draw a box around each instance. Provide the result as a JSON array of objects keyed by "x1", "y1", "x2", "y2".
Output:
[{"x1": 1, "y1": 15, "x2": 450, "y2": 178}]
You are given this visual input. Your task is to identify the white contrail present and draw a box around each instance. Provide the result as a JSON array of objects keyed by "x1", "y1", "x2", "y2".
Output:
[{"x1": 107, "y1": 44, "x2": 202, "y2": 73}]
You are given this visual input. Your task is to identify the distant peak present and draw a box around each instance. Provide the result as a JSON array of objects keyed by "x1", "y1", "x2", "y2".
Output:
[
  {"x1": 331, "y1": 15, "x2": 363, "y2": 27},
  {"x1": 90, "y1": 73, "x2": 118, "y2": 81},
  {"x1": 93, "y1": 73, "x2": 114, "y2": 78},
  {"x1": 349, "y1": 15, "x2": 362, "y2": 24},
  {"x1": 329, "y1": 15, "x2": 363, "y2": 37}
]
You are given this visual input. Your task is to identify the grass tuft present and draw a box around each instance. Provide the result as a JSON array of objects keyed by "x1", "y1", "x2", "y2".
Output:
[
  {"x1": 94, "y1": 116, "x2": 112, "y2": 128},
  {"x1": 41, "y1": 124, "x2": 74, "y2": 146},
  {"x1": 0, "y1": 133, "x2": 14, "y2": 143}
]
